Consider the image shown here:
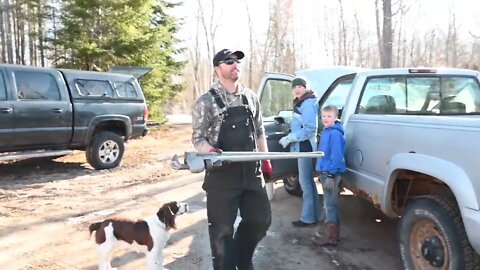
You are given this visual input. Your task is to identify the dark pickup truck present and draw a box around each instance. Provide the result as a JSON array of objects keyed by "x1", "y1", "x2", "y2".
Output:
[{"x1": 0, "y1": 64, "x2": 149, "y2": 169}]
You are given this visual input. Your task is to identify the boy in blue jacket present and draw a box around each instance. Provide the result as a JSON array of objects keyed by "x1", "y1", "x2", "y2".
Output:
[{"x1": 312, "y1": 105, "x2": 346, "y2": 247}]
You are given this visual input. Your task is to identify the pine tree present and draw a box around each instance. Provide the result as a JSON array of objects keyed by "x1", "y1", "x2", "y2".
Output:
[{"x1": 52, "y1": 0, "x2": 185, "y2": 118}]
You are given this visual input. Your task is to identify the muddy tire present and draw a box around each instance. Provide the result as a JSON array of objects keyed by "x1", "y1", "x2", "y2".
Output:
[
  {"x1": 399, "y1": 195, "x2": 480, "y2": 270},
  {"x1": 86, "y1": 131, "x2": 124, "y2": 170},
  {"x1": 283, "y1": 175, "x2": 302, "y2": 197}
]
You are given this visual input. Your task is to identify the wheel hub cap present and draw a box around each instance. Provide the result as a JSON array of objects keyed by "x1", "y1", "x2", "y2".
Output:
[{"x1": 421, "y1": 236, "x2": 445, "y2": 267}]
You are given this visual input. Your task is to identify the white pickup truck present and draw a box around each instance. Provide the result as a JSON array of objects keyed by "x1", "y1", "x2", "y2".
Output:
[{"x1": 259, "y1": 67, "x2": 480, "y2": 269}]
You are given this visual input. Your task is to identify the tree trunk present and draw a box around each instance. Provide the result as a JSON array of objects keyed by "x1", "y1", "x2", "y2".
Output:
[
  {"x1": 375, "y1": 0, "x2": 383, "y2": 68},
  {"x1": 244, "y1": 0, "x2": 254, "y2": 88},
  {"x1": 354, "y1": 12, "x2": 363, "y2": 67},
  {"x1": 337, "y1": 0, "x2": 347, "y2": 65},
  {"x1": 37, "y1": 0, "x2": 45, "y2": 67},
  {"x1": 0, "y1": 1, "x2": 6, "y2": 62},
  {"x1": 382, "y1": 0, "x2": 392, "y2": 68},
  {"x1": 5, "y1": 0, "x2": 13, "y2": 63}
]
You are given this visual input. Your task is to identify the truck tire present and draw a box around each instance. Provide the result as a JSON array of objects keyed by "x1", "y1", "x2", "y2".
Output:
[
  {"x1": 86, "y1": 131, "x2": 125, "y2": 170},
  {"x1": 283, "y1": 176, "x2": 302, "y2": 197},
  {"x1": 399, "y1": 195, "x2": 480, "y2": 270}
]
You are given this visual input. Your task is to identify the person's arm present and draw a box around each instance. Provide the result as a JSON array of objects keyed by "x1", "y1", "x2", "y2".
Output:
[
  {"x1": 192, "y1": 96, "x2": 215, "y2": 153},
  {"x1": 256, "y1": 135, "x2": 268, "y2": 152}
]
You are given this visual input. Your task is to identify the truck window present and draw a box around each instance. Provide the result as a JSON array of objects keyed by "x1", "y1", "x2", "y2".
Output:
[
  {"x1": 75, "y1": 79, "x2": 113, "y2": 97},
  {"x1": 359, "y1": 76, "x2": 480, "y2": 115},
  {"x1": 15, "y1": 71, "x2": 61, "y2": 101},
  {"x1": 0, "y1": 73, "x2": 6, "y2": 100},
  {"x1": 436, "y1": 77, "x2": 480, "y2": 114},
  {"x1": 358, "y1": 77, "x2": 406, "y2": 114},
  {"x1": 259, "y1": 79, "x2": 294, "y2": 121},
  {"x1": 114, "y1": 81, "x2": 137, "y2": 98},
  {"x1": 321, "y1": 79, "x2": 354, "y2": 111}
]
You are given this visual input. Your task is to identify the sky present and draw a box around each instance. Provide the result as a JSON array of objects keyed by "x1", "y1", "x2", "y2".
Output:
[{"x1": 172, "y1": 0, "x2": 480, "y2": 67}]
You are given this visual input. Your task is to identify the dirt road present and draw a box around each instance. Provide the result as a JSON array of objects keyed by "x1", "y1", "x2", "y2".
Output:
[{"x1": 0, "y1": 124, "x2": 402, "y2": 270}]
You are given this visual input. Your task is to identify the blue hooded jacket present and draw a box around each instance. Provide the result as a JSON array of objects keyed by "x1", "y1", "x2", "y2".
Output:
[{"x1": 315, "y1": 121, "x2": 346, "y2": 174}]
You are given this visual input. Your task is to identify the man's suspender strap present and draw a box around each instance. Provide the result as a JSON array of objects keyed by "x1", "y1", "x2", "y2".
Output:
[
  {"x1": 209, "y1": 88, "x2": 225, "y2": 109},
  {"x1": 209, "y1": 88, "x2": 251, "y2": 109},
  {"x1": 241, "y1": 94, "x2": 249, "y2": 106}
]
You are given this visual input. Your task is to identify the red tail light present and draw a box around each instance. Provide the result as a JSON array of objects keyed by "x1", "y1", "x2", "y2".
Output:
[{"x1": 144, "y1": 105, "x2": 149, "y2": 123}]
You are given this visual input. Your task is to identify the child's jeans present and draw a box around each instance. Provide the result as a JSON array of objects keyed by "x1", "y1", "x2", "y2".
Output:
[{"x1": 320, "y1": 173, "x2": 342, "y2": 224}]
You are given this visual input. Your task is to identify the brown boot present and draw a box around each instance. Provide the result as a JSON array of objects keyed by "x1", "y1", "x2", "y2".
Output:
[
  {"x1": 312, "y1": 223, "x2": 338, "y2": 247},
  {"x1": 337, "y1": 223, "x2": 340, "y2": 242}
]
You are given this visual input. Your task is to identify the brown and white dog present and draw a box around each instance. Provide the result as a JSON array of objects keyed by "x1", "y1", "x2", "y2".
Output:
[{"x1": 89, "y1": 201, "x2": 188, "y2": 270}]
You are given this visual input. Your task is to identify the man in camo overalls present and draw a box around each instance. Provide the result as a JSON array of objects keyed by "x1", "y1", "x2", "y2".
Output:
[{"x1": 192, "y1": 49, "x2": 273, "y2": 270}]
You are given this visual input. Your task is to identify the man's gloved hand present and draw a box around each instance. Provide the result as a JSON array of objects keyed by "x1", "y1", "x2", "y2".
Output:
[
  {"x1": 279, "y1": 136, "x2": 291, "y2": 148},
  {"x1": 323, "y1": 175, "x2": 336, "y2": 193},
  {"x1": 262, "y1": 160, "x2": 273, "y2": 177},
  {"x1": 209, "y1": 147, "x2": 222, "y2": 153}
]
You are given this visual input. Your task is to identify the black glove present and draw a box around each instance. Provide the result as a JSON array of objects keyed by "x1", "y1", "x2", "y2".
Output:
[{"x1": 323, "y1": 175, "x2": 335, "y2": 192}]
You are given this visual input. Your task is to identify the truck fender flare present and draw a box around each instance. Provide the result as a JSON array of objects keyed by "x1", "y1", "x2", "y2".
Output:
[
  {"x1": 383, "y1": 153, "x2": 479, "y2": 215},
  {"x1": 85, "y1": 115, "x2": 132, "y2": 145}
]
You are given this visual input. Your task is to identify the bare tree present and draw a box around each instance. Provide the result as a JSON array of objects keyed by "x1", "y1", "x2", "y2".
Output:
[
  {"x1": 244, "y1": 0, "x2": 254, "y2": 87},
  {"x1": 375, "y1": 0, "x2": 383, "y2": 68},
  {"x1": 5, "y1": 0, "x2": 14, "y2": 63},
  {"x1": 337, "y1": 0, "x2": 347, "y2": 65},
  {"x1": 392, "y1": 0, "x2": 411, "y2": 67},
  {"x1": 382, "y1": 0, "x2": 393, "y2": 67},
  {"x1": 445, "y1": 11, "x2": 458, "y2": 67},
  {"x1": 353, "y1": 12, "x2": 364, "y2": 67},
  {"x1": 189, "y1": 11, "x2": 202, "y2": 101},
  {"x1": 37, "y1": 0, "x2": 46, "y2": 67},
  {"x1": 374, "y1": 0, "x2": 393, "y2": 68},
  {"x1": 262, "y1": 0, "x2": 295, "y2": 73},
  {"x1": 196, "y1": 0, "x2": 220, "y2": 83}
]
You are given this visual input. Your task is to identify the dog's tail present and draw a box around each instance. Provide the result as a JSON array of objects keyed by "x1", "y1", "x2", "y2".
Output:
[{"x1": 89, "y1": 222, "x2": 102, "y2": 239}]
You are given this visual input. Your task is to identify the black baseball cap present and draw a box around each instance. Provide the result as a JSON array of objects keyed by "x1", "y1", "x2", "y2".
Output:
[{"x1": 213, "y1": 49, "x2": 245, "y2": 67}]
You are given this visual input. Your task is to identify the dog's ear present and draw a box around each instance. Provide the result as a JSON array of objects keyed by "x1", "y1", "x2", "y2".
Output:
[{"x1": 157, "y1": 202, "x2": 177, "y2": 230}]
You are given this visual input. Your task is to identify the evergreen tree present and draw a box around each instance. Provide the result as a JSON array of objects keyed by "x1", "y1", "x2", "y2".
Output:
[{"x1": 52, "y1": 0, "x2": 185, "y2": 118}]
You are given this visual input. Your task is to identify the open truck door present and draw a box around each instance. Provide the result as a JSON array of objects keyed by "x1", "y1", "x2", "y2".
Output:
[{"x1": 257, "y1": 67, "x2": 361, "y2": 196}]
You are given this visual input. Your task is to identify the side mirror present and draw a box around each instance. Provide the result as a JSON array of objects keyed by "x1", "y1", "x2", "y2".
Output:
[{"x1": 274, "y1": 116, "x2": 285, "y2": 125}]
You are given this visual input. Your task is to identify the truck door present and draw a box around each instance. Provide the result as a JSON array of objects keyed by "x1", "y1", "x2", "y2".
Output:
[
  {"x1": 0, "y1": 71, "x2": 14, "y2": 149},
  {"x1": 257, "y1": 73, "x2": 297, "y2": 181},
  {"x1": 12, "y1": 69, "x2": 73, "y2": 148},
  {"x1": 258, "y1": 72, "x2": 359, "y2": 180}
]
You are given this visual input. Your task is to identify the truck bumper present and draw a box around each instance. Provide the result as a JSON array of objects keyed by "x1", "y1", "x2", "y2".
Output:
[{"x1": 463, "y1": 207, "x2": 480, "y2": 255}]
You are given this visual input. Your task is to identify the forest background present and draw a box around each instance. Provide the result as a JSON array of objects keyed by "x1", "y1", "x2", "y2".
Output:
[{"x1": 1, "y1": 0, "x2": 479, "y2": 118}]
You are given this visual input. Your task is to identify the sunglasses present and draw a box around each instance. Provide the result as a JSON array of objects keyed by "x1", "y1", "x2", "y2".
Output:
[{"x1": 219, "y1": 58, "x2": 240, "y2": 65}]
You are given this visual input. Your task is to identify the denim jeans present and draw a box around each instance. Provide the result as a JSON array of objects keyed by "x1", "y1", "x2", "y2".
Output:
[
  {"x1": 298, "y1": 157, "x2": 322, "y2": 223},
  {"x1": 320, "y1": 174, "x2": 341, "y2": 224}
]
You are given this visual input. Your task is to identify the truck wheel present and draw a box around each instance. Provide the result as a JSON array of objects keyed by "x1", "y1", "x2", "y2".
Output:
[
  {"x1": 283, "y1": 176, "x2": 302, "y2": 197},
  {"x1": 86, "y1": 131, "x2": 125, "y2": 170},
  {"x1": 399, "y1": 195, "x2": 480, "y2": 270}
]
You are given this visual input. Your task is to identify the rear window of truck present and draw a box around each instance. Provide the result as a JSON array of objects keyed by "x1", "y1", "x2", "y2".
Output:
[{"x1": 358, "y1": 76, "x2": 480, "y2": 115}]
